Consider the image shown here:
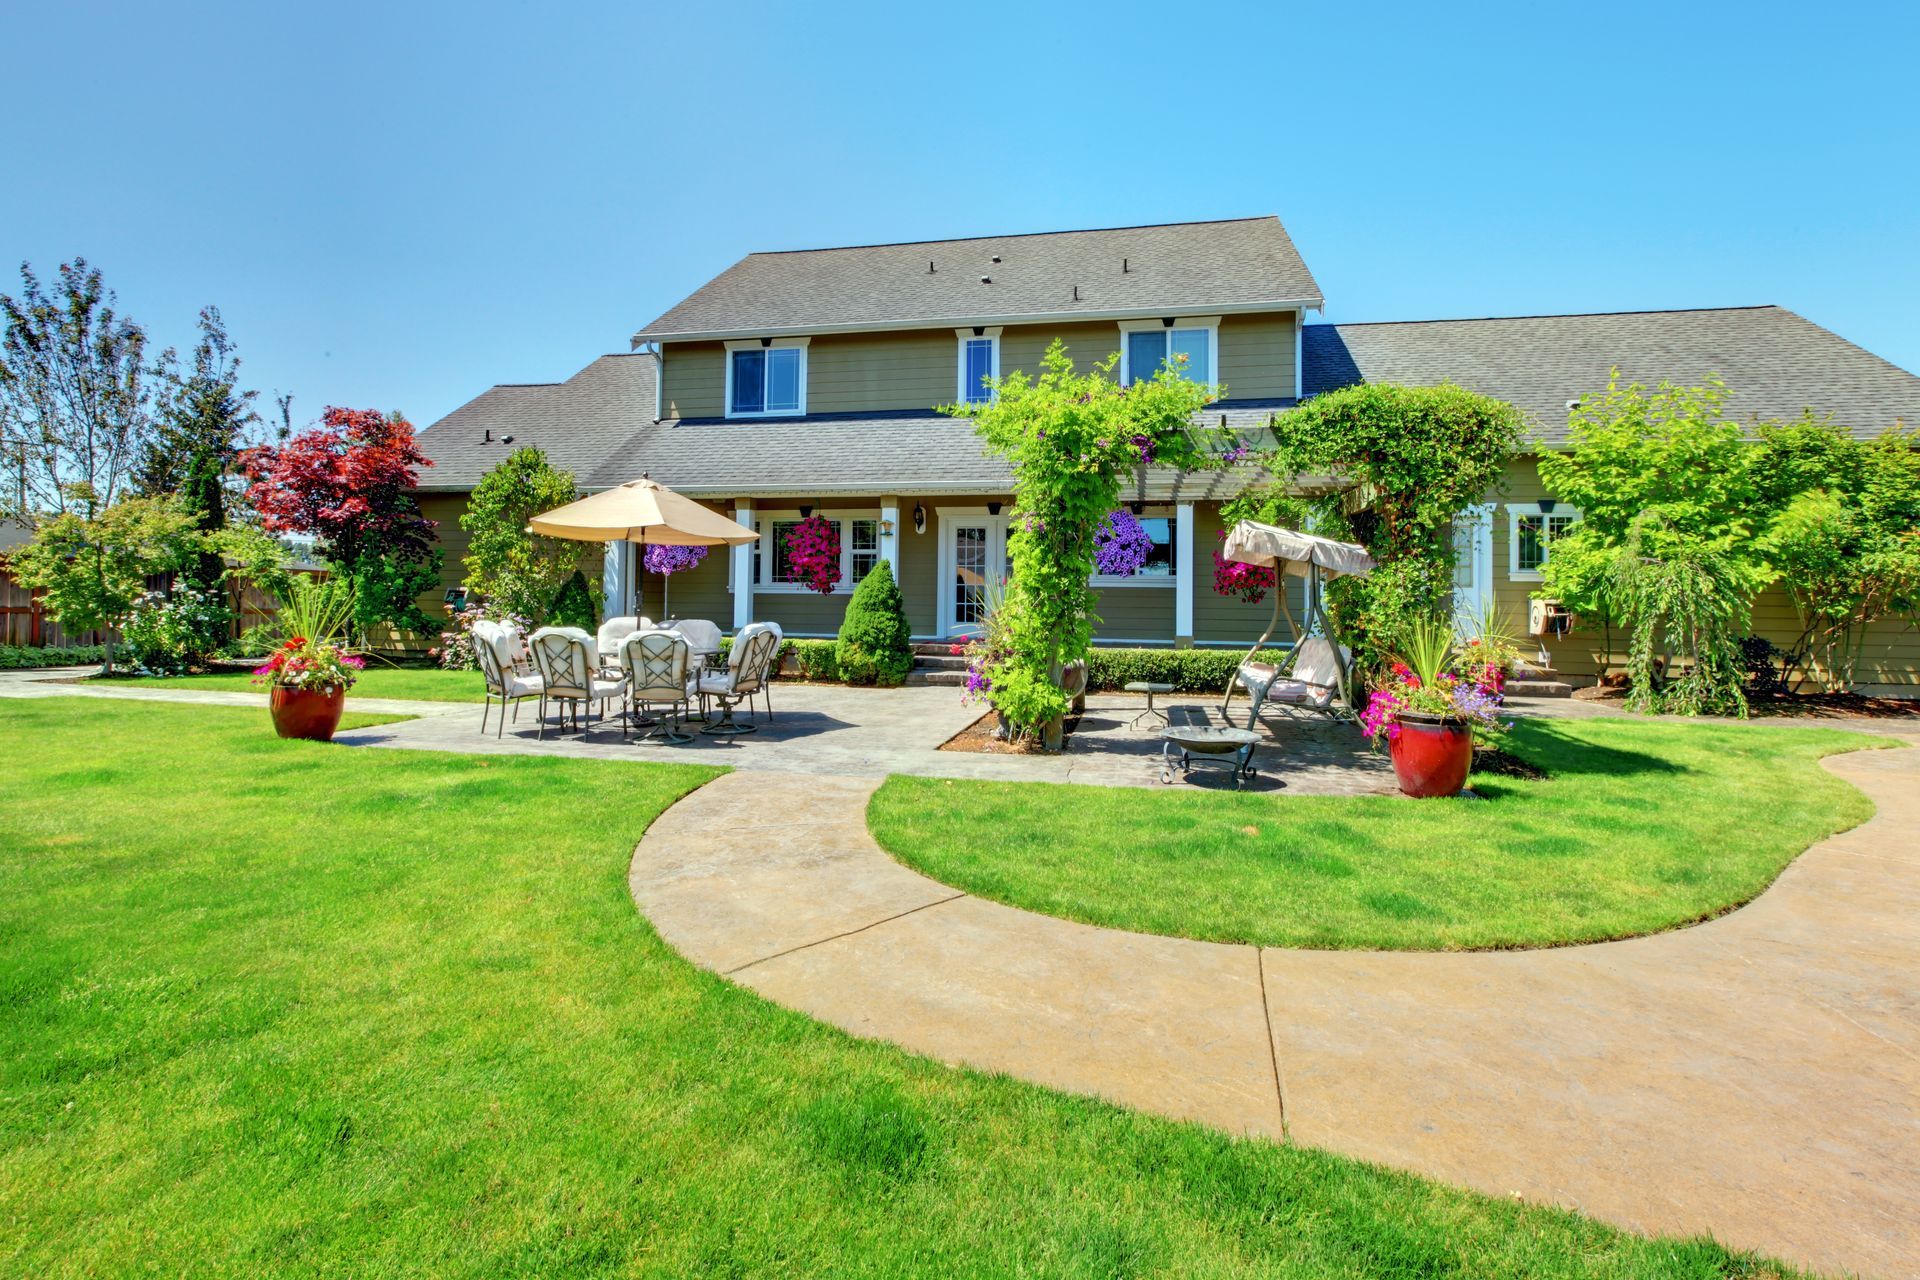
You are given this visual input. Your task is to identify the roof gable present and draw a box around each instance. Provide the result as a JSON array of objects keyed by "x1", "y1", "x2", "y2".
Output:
[{"x1": 633, "y1": 217, "x2": 1323, "y2": 343}]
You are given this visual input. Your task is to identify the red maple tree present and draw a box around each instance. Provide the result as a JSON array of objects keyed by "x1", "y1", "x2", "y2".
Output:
[{"x1": 242, "y1": 407, "x2": 436, "y2": 569}]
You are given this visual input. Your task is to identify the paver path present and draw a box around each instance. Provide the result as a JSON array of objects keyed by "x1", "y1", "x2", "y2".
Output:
[{"x1": 632, "y1": 752, "x2": 1920, "y2": 1280}]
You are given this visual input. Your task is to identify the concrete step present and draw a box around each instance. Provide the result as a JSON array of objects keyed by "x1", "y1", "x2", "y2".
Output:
[
  {"x1": 912, "y1": 654, "x2": 969, "y2": 672},
  {"x1": 905, "y1": 669, "x2": 969, "y2": 688},
  {"x1": 1507, "y1": 678, "x2": 1574, "y2": 698},
  {"x1": 912, "y1": 641, "x2": 965, "y2": 656}
]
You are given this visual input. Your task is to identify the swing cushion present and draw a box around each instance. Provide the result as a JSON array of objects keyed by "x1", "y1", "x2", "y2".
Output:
[{"x1": 1264, "y1": 636, "x2": 1346, "y2": 707}]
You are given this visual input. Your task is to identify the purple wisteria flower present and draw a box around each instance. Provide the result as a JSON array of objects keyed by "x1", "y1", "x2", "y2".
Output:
[
  {"x1": 1094, "y1": 508, "x2": 1152, "y2": 577},
  {"x1": 1130, "y1": 433, "x2": 1155, "y2": 463},
  {"x1": 643, "y1": 543, "x2": 709, "y2": 576}
]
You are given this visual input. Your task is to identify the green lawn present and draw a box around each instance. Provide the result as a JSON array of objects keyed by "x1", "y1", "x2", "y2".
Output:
[
  {"x1": 106, "y1": 665, "x2": 488, "y2": 702},
  {"x1": 0, "y1": 699, "x2": 1807, "y2": 1278},
  {"x1": 870, "y1": 719, "x2": 1883, "y2": 951}
]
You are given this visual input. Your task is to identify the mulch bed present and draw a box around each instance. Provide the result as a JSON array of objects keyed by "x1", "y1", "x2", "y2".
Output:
[
  {"x1": 1574, "y1": 683, "x2": 1918, "y2": 719},
  {"x1": 1472, "y1": 745, "x2": 1547, "y2": 780},
  {"x1": 939, "y1": 709, "x2": 1083, "y2": 754}
]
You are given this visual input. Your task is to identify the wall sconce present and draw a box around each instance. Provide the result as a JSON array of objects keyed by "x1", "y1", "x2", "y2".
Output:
[
  {"x1": 1129, "y1": 500, "x2": 1145, "y2": 516},
  {"x1": 986, "y1": 500, "x2": 1002, "y2": 516},
  {"x1": 879, "y1": 518, "x2": 895, "y2": 536},
  {"x1": 798, "y1": 503, "x2": 813, "y2": 519},
  {"x1": 913, "y1": 502, "x2": 926, "y2": 534}
]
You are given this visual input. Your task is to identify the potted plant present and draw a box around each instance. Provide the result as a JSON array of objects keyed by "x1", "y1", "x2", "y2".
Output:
[
  {"x1": 1360, "y1": 618, "x2": 1506, "y2": 798},
  {"x1": 253, "y1": 579, "x2": 363, "y2": 741}
]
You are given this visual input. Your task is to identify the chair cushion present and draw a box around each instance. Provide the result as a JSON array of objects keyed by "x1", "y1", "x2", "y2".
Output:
[
  {"x1": 1290, "y1": 637, "x2": 1347, "y2": 688},
  {"x1": 503, "y1": 672, "x2": 542, "y2": 698},
  {"x1": 589, "y1": 676, "x2": 627, "y2": 699},
  {"x1": 1267, "y1": 679, "x2": 1335, "y2": 708},
  {"x1": 695, "y1": 671, "x2": 736, "y2": 696}
]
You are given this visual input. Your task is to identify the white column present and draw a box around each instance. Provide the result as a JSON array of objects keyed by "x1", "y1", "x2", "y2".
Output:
[
  {"x1": 1174, "y1": 502, "x2": 1196, "y2": 645},
  {"x1": 732, "y1": 500, "x2": 754, "y2": 631},
  {"x1": 880, "y1": 498, "x2": 900, "y2": 575},
  {"x1": 602, "y1": 541, "x2": 631, "y2": 622}
]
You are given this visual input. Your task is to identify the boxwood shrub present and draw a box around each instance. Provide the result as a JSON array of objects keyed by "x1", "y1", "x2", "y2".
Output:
[{"x1": 1083, "y1": 646, "x2": 1291, "y2": 694}]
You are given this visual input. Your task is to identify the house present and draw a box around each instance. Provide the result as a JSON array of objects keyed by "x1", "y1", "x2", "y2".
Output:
[{"x1": 412, "y1": 216, "x2": 1920, "y2": 694}]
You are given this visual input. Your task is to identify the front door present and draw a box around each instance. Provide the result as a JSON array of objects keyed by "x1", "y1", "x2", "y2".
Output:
[
  {"x1": 1450, "y1": 503, "x2": 1494, "y2": 629},
  {"x1": 937, "y1": 513, "x2": 1011, "y2": 637}
]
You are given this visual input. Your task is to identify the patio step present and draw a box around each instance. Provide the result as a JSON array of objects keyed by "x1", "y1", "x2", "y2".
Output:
[
  {"x1": 1507, "y1": 678, "x2": 1574, "y2": 698},
  {"x1": 912, "y1": 641, "x2": 964, "y2": 657},
  {"x1": 913, "y1": 654, "x2": 970, "y2": 672},
  {"x1": 906, "y1": 669, "x2": 969, "y2": 688}
]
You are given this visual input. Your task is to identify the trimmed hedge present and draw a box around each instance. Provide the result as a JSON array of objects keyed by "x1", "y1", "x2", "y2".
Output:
[
  {"x1": 1083, "y1": 646, "x2": 1291, "y2": 694},
  {"x1": 717, "y1": 636, "x2": 843, "y2": 683},
  {"x1": 0, "y1": 644, "x2": 107, "y2": 670}
]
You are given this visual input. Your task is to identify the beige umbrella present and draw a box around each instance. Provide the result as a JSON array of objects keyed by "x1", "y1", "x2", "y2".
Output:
[{"x1": 531, "y1": 475, "x2": 757, "y2": 618}]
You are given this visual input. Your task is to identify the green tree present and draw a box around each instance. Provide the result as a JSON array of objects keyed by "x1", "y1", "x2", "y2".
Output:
[
  {"x1": 459, "y1": 446, "x2": 584, "y2": 622},
  {"x1": 1538, "y1": 374, "x2": 1770, "y2": 622},
  {"x1": 138, "y1": 307, "x2": 260, "y2": 590},
  {"x1": 1608, "y1": 518, "x2": 1753, "y2": 716},
  {"x1": 1755, "y1": 416, "x2": 1920, "y2": 690},
  {"x1": 547, "y1": 569, "x2": 599, "y2": 631},
  {"x1": 10, "y1": 493, "x2": 198, "y2": 672},
  {"x1": 947, "y1": 341, "x2": 1216, "y2": 747},
  {"x1": 1256, "y1": 382, "x2": 1522, "y2": 677},
  {"x1": 0, "y1": 259, "x2": 159, "y2": 520},
  {"x1": 835, "y1": 558, "x2": 912, "y2": 685}
]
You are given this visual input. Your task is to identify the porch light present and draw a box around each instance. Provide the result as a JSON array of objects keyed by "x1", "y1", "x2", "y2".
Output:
[
  {"x1": 879, "y1": 518, "x2": 895, "y2": 535},
  {"x1": 1538, "y1": 499, "x2": 1557, "y2": 514},
  {"x1": 987, "y1": 501, "x2": 1002, "y2": 516},
  {"x1": 913, "y1": 502, "x2": 926, "y2": 534},
  {"x1": 799, "y1": 503, "x2": 813, "y2": 518},
  {"x1": 1129, "y1": 501, "x2": 1145, "y2": 516}
]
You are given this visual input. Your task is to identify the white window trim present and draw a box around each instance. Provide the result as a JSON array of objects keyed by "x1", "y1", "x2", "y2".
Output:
[
  {"x1": 954, "y1": 327, "x2": 1003, "y2": 405},
  {"x1": 1091, "y1": 504, "x2": 1180, "y2": 587},
  {"x1": 1117, "y1": 315, "x2": 1220, "y2": 387},
  {"x1": 723, "y1": 337, "x2": 810, "y2": 419},
  {"x1": 1505, "y1": 501, "x2": 1580, "y2": 582},
  {"x1": 751, "y1": 508, "x2": 880, "y2": 594}
]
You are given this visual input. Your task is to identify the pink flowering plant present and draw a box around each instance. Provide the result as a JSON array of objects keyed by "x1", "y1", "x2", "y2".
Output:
[
  {"x1": 253, "y1": 577, "x2": 363, "y2": 693},
  {"x1": 784, "y1": 515, "x2": 842, "y2": 595},
  {"x1": 1211, "y1": 530, "x2": 1278, "y2": 603},
  {"x1": 1359, "y1": 617, "x2": 1508, "y2": 744}
]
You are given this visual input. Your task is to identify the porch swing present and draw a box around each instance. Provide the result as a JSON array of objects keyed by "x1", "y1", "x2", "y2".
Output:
[{"x1": 1217, "y1": 520, "x2": 1376, "y2": 728}]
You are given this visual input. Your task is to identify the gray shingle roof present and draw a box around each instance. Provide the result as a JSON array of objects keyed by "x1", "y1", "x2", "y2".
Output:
[
  {"x1": 1304, "y1": 306, "x2": 1920, "y2": 445},
  {"x1": 632, "y1": 217, "x2": 1324, "y2": 342},
  {"x1": 414, "y1": 353, "x2": 656, "y2": 490}
]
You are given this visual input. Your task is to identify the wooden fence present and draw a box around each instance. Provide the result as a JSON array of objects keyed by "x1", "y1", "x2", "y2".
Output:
[{"x1": 0, "y1": 560, "x2": 317, "y2": 649}]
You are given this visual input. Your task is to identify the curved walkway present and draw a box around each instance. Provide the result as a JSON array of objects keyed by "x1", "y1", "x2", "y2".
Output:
[{"x1": 631, "y1": 751, "x2": 1920, "y2": 1279}]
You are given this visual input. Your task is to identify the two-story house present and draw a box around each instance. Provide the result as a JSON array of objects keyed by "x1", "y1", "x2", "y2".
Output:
[{"x1": 414, "y1": 216, "x2": 1920, "y2": 693}]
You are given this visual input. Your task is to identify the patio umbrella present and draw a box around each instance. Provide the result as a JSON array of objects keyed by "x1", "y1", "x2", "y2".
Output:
[
  {"x1": 1221, "y1": 520, "x2": 1375, "y2": 710},
  {"x1": 531, "y1": 475, "x2": 756, "y2": 618}
]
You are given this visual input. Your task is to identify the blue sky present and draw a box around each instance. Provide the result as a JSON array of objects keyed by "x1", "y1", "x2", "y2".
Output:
[{"x1": 6, "y1": 1, "x2": 1917, "y2": 431}]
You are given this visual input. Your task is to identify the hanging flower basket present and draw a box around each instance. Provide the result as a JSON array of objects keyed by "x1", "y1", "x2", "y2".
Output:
[
  {"x1": 1211, "y1": 529, "x2": 1277, "y2": 603},
  {"x1": 785, "y1": 515, "x2": 841, "y2": 595},
  {"x1": 642, "y1": 543, "x2": 708, "y2": 576},
  {"x1": 1093, "y1": 508, "x2": 1152, "y2": 577}
]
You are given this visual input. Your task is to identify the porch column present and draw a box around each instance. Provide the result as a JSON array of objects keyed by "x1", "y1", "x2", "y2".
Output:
[
  {"x1": 602, "y1": 541, "x2": 631, "y2": 621},
  {"x1": 732, "y1": 499, "x2": 755, "y2": 631},
  {"x1": 1174, "y1": 502, "x2": 1196, "y2": 648},
  {"x1": 880, "y1": 497, "x2": 900, "y2": 575}
]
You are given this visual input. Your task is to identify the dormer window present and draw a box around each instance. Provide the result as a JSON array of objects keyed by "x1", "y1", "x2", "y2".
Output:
[
  {"x1": 725, "y1": 338, "x2": 808, "y2": 417},
  {"x1": 955, "y1": 327, "x2": 1002, "y2": 405},
  {"x1": 1118, "y1": 316, "x2": 1219, "y2": 387}
]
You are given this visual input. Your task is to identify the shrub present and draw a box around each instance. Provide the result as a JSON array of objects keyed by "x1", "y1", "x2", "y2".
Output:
[
  {"x1": 0, "y1": 643, "x2": 107, "y2": 670},
  {"x1": 547, "y1": 570, "x2": 598, "y2": 632},
  {"x1": 835, "y1": 560, "x2": 912, "y2": 686},
  {"x1": 121, "y1": 584, "x2": 232, "y2": 675},
  {"x1": 1082, "y1": 646, "x2": 1290, "y2": 694}
]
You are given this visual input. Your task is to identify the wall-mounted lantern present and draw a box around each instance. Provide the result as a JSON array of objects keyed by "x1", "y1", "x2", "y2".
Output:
[{"x1": 912, "y1": 502, "x2": 926, "y2": 534}]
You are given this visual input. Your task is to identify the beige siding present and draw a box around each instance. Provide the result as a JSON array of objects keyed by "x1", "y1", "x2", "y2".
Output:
[
  {"x1": 1090, "y1": 586, "x2": 1176, "y2": 643},
  {"x1": 661, "y1": 311, "x2": 1298, "y2": 420},
  {"x1": 898, "y1": 507, "x2": 940, "y2": 636},
  {"x1": 661, "y1": 341, "x2": 725, "y2": 418},
  {"x1": 635, "y1": 544, "x2": 731, "y2": 625},
  {"x1": 1217, "y1": 311, "x2": 1296, "y2": 399},
  {"x1": 1490, "y1": 455, "x2": 1919, "y2": 692}
]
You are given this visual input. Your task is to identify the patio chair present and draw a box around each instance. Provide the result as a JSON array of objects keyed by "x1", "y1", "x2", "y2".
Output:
[
  {"x1": 528, "y1": 627, "x2": 627, "y2": 738},
  {"x1": 695, "y1": 622, "x2": 780, "y2": 736},
  {"x1": 620, "y1": 629, "x2": 697, "y2": 744},
  {"x1": 596, "y1": 615, "x2": 653, "y2": 664},
  {"x1": 1224, "y1": 634, "x2": 1350, "y2": 729},
  {"x1": 473, "y1": 621, "x2": 543, "y2": 737},
  {"x1": 668, "y1": 618, "x2": 725, "y2": 667},
  {"x1": 752, "y1": 621, "x2": 785, "y2": 722}
]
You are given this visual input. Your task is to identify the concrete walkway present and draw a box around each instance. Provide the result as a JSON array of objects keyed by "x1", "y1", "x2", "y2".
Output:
[{"x1": 631, "y1": 753, "x2": 1920, "y2": 1280}]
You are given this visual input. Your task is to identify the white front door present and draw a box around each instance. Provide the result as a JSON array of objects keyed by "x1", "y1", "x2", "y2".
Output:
[
  {"x1": 1450, "y1": 503, "x2": 1494, "y2": 629},
  {"x1": 936, "y1": 511, "x2": 1010, "y2": 637}
]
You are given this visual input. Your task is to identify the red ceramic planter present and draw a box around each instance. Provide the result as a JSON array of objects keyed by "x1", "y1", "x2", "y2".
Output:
[
  {"x1": 269, "y1": 685, "x2": 346, "y2": 741},
  {"x1": 1388, "y1": 714, "x2": 1473, "y2": 798}
]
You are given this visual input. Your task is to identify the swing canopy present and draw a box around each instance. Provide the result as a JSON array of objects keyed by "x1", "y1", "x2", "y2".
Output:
[{"x1": 1221, "y1": 521, "x2": 1375, "y2": 579}]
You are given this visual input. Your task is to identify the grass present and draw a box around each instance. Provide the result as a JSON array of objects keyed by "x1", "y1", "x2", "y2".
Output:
[
  {"x1": 103, "y1": 665, "x2": 488, "y2": 702},
  {"x1": 870, "y1": 719, "x2": 1884, "y2": 951},
  {"x1": 0, "y1": 697, "x2": 1811, "y2": 1278}
]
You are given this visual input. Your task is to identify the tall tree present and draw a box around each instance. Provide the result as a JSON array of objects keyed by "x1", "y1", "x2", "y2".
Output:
[
  {"x1": 241, "y1": 407, "x2": 441, "y2": 636},
  {"x1": 139, "y1": 307, "x2": 261, "y2": 588},
  {"x1": 0, "y1": 260, "x2": 158, "y2": 520},
  {"x1": 459, "y1": 446, "x2": 583, "y2": 621}
]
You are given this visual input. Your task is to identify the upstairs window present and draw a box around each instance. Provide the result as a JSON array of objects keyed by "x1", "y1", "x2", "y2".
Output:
[
  {"x1": 726, "y1": 340, "x2": 806, "y2": 417},
  {"x1": 955, "y1": 328, "x2": 1002, "y2": 405},
  {"x1": 1508, "y1": 503, "x2": 1580, "y2": 580},
  {"x1": 1119, "y1": 317, "x2": 1218, "y2": 387}
]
